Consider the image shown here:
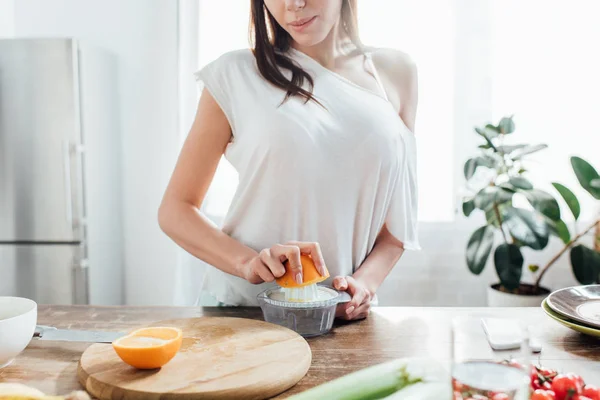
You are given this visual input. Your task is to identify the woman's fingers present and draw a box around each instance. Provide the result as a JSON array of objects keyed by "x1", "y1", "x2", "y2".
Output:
[
  {"x1": 335, "y1": 301, "x2": 371, "y2": 321},
  {"x1": 252, "y1": 259, "x2": 275, "y2": 283},
  {"x1": 347, "y1": 301, "x2": 371, "y2": 320},
  {"x1": 270, "y1": 244, "x2": 303, "y2": 284},
  {"x1": 344, "y1": 276, "x2": 371, "y2": 315},
  {"x1": 335, "y1": 303, "x2": 348, "y2": 319},
  {"x1": 332, "y1": 276, "x2": 348, "y2": 291},
  {"x1": 286, "y1": 241, "x2": 327, "y2": 275},
  {"x1": 255, "y1": 241, "x2": 327, "y2": 286},
  {"x1": 259, "y1": 249, "x2": 286, "y2": 278}
]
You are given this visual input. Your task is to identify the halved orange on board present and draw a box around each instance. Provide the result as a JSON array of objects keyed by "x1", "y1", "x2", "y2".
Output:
[
  {"x1": 112, "y1": 327, "x2": 182, "y2": 369},
  {"x1": 276, "y1": 254, "x2": 330, "y2": 288}
]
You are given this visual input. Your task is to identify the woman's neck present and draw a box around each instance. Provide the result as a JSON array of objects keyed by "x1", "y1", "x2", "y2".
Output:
[{"x1": 291, "y1": 21, "x2": 354, "y2": 69}]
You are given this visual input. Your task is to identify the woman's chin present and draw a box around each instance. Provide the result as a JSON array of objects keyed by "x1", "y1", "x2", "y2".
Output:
[{"x1": 288, "y1": 32, "x2": 329, "y2": 49}]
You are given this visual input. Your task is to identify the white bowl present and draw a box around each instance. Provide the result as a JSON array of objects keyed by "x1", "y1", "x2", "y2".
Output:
[{"x1": 0, "y1": 297, "x2": 37, "y2": 368}]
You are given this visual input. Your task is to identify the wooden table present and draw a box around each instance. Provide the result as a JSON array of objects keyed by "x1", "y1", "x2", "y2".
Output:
[{"x1": 1, "y1": 306, "x2": 600, "y2": 398}]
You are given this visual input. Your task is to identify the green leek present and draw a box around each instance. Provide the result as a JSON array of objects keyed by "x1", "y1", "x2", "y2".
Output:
[{"x1": 287, "y1": 357, "x2": 450, "y2": 400}]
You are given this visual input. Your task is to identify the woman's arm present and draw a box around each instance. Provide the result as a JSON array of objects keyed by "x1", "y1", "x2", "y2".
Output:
[
  {"x1": 352, "y1": 224, "x2": 405, "y2": 296},
  {"x1": 334, "y1": 50, "x2": 418, "y2": 319},
  {"x1": 158, "y1": 88, "x2": 258, "y2": 279},
  {"x1": 358, "y1": 48, "x2": 419, "y2": 293}
]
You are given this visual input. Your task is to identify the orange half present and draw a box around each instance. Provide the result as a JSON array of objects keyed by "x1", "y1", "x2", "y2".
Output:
[
  {"x1": 276, "y1": 254, "x2": 330, "y2": 288},
  {"x1": 112, "y1": 327, "x2": 182, "y2": 369}
]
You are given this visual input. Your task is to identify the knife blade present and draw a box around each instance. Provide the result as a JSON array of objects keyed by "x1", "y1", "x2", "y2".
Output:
[{"x1": 34, "y1": 325, "x2": 126, "y2": 343}]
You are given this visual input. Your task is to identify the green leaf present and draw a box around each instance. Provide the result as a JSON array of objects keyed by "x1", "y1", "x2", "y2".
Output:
[
  {"x1": 504, "y1": 208, "x2": 550, "y2": 250},
  {"x1": 474, "y1": 187, "x2": 514, "y2": 211},
  {"x1": 477, "y1": 124, "x2": 500, "y2": 139},
  {"x1": 498, "y1": 183, "x2": 518, "y2": 193},
  {"x1": 486, "y1": 202, "x2": 513, "y2": 227},
  {"x1": 546, "y1": 218, "x2": 571, "y2": 244},
  {"x1": 475, "y1": 127, "x2": 498, "y2": 151},
  {"x1": 485, "y1": 124, "x2": 501, "y2": 136},
  {"x1": 571, "y1": 156, "x2": 600, "y2": 199},
  {"x1": 464, "y1": 156, "x2": 495, "y2": 180},
  {"x1": 551, "y1": 182, "x2": 581, "y2": 220},
  {"x1": 463, "y1": 199, "x2": 475, "y2": 217},
  {"x1": 467, "y1": 226, "x2": 495, "y2": 275},
  {"x1": 464, "y1": 158, "x2": 477, "y2": 180},
  {"x1": 529, "y1": 264, "x2": 539, "y2": 273},
  {"x1": 496, "y1": 144, "x2": 527, "y2": 155},
  {"x1": 498, "y1": 117, "x2": 515, "y2": 134},
  {"x1": 570, "y1": 245, "x2": 600, "y2": 285},
  {"x1": 508, "y1": 176, "x2": 533, "y2": 190},
  {"x1": 523, "y1": 189, "x2": 561, "y2": 221},
  {"x1": 494, "y1": 243, "x2": 523, "y2": 290},
  {"x1": 479, "y1": 143, "x2": 492, "y2": 150},
  {"x1": 510, "y1": 144, "x2": 548, "y2": 160}
]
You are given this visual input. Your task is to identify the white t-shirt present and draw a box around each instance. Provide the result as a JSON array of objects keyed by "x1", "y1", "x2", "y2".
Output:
[{"x1": 193, "y1": 48, "x2": 420, "y2": 306}]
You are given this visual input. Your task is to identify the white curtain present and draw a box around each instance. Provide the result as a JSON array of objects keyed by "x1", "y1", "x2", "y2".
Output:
[{"x1": 172, "y1": 0, "x2": 600, "y2": 306}]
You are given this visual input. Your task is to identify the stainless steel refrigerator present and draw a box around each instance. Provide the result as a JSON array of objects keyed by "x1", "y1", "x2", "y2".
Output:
[{"x1": 0, "y1": 38, "x2": 124, "y2": 305}]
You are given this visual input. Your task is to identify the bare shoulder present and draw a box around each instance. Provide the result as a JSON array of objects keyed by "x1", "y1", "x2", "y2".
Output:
[
  {"x1": 366, "y1": 47, "x2": 417, "y2": 87},
  {"x1": 364, "y1": 47, "x2": 418, "y2": 131}
]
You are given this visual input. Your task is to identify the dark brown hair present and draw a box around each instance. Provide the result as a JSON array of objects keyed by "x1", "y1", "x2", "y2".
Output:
[{"x1": 250, "y1": 0, "x2": 362, "y2": 106}]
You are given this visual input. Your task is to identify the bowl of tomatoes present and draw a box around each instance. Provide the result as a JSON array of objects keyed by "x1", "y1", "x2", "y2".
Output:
[
  {"x1": 452, "y1": 362, "x2": 598, "y2": 400},
  {"x1": 530, "y1": 365, "x2": 598, "y2": 400}
]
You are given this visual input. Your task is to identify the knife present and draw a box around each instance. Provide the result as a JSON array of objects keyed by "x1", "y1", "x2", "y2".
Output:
[{"x1": 34, "y1": 325, "x2": 127, "y2": 343}]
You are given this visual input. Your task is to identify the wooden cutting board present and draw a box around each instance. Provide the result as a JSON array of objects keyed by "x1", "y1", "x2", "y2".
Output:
[{"x1": 77, "y1": 317, "x2": 312, "y2": 400}]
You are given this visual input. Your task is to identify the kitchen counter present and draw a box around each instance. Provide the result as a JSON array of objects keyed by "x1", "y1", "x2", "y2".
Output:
[{"x1": 2, "y1": 305, "x2": 600, "y2": 398}]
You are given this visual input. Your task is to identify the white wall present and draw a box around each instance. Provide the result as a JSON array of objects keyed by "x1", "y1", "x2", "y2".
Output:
[
  {"x1": 376, "y1": 219, "x2": 591, "y2": 306},
  {"x1": 0, "y1": 0, "x2": 14, "y2": 36},
  {"x1": 8, "y1": 0, "x2": 181, "y2": 305}
]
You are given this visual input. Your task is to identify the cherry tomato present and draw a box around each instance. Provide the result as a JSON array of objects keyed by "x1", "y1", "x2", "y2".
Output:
[
  {"x1": 551, "y1": 373, "x2": 583, "y2": 400},
  {"x1": 532, "y1": 366, "x2": 557, "y2": 391},
  {"x1": 538, "y1": 367, "x2": 559, "y2": 380},
  {"x1": 534, "y1": 380, "x2": 555, "y2": 391},
  {"x1": 532, "y1": 374, "x2": 554, "y2": 391},
  {"x1": 583, "y1": 385, "x2": 600, "y2": 400},
  {"x1": 531, "y1": 389, "x2": 556, "y2": 400},
  {"x1": 453, "y1": 379, "x2": 466, "y2": 392},
  {"x1": 491, "y1": 393, "x2": 509, "y2": 400}
]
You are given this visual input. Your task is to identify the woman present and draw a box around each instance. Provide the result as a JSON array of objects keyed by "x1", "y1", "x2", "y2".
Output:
[{"x1": 158, "y1": 0, "x2": 420, "y2": 320}]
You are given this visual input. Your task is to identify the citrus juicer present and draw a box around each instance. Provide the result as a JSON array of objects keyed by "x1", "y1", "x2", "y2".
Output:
[
  {"x1": 257, "y1": 283, "x2": 351, "y2": 337},
  {"x1": 257, "y1": 254, "x2": 352, "y2": 336}
]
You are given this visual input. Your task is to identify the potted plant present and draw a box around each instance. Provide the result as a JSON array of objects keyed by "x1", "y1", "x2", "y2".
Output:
[
  {"x1": 461, "y1": 115, "x2": 563, "y2": 306},
  {"x1": 531, "y1": 156, "x2": 600, "y2": 292}
]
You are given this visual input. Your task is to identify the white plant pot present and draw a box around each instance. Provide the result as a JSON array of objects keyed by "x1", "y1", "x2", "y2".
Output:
[{"x1": 486, "y1": 285, "x2": 549, "y2": 307}]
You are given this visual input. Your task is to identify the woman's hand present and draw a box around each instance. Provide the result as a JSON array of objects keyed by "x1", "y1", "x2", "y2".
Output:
[
  {"x1": 239, "y1": 241, "x2": 326, "y2": 285},
  {"x1": 333, "y1": 276, "x2": 373, "y2": 320}
]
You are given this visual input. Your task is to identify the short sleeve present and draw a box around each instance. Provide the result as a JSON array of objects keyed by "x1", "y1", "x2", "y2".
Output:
[
  {"x1": 193, "y1": 51, "x2": 250, "y2": 136},
  {"x1": 385, "y1": 132, "x2": 421, "y2": 250}
]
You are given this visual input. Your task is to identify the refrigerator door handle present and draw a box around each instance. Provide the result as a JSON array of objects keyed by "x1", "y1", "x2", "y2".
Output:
[{"x1": 62, "y1": 140, "x2": 73, "y2": 227}]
